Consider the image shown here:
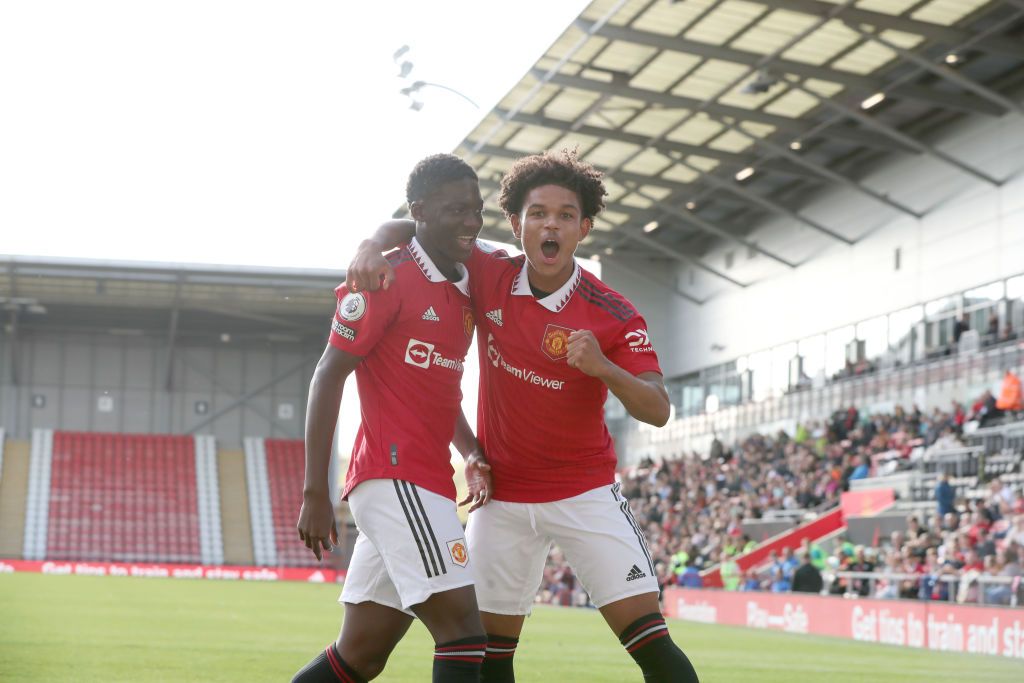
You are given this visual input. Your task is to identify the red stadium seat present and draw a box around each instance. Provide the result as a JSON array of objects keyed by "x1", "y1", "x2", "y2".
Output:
[
  {"x1": 46, "y1": 431, "x2": 201, "y2": 563},
  {"x1": 263, "y1": 439, "x2": 321, "y2": 567}
]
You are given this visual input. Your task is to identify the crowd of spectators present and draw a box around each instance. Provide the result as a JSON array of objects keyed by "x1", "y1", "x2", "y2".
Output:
[
  {"x1": 728, "y1": 481, "x2": 1024, "y2": 606},
  {"x1": 534, "y1": 385, "x2": 1024, "y2": 608},
  {"x1": 616, "y1": 401, "x2": 967, "y2": 586}
]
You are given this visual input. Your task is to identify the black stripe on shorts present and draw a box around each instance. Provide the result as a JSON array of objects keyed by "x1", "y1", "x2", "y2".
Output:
[
  {"x1": 409, "y1": 483, "x2": 447, "y2": 576},
  {"x1": 399, "y1": 480, "x2": 445, "y2": 577},
  {"x1": 612, "y1": 485, "x2": 655, "y2": 576},
  {"x1": 394, "y1": 479, "x2": 434, "y2": 578}
]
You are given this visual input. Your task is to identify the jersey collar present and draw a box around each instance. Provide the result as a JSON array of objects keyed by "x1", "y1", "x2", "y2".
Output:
[
  {"x1": 408, "y1": 236, "x2": 470, "y2": 297},
  {"x1": 511, "y1": 258, "x2": 582, "y2": 313}
]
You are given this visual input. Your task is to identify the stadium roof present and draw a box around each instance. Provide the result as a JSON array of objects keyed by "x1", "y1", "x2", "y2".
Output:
[
  {"x1": 425, "y1": 0, "x2": 1024, "y2": 303},
  {"x1": 0, "y1": 255, "x2": 343, "y2": 347}
]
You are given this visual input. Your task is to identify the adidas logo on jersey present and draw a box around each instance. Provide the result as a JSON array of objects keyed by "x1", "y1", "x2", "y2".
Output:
[
  {"x1": 626, "y1": 564, "x2": 647, "y2": 582},
  {"x1": 485, "y1": 309, "x2": 503, "y2": 327},
  {"x1": 422, "y1": 306, "x2": 440, "y2": 322}
]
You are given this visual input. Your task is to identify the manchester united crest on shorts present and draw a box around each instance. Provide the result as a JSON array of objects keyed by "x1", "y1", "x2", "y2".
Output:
[
  {"x1": 447, "y1": 538, "x2": 469, "y2": 567},
  {"x1": 463, "y1": 307, "x2": 475, "y2": 341},
  {"x1": 541, "y1": 324, "x2": 573, "y2": 361}
]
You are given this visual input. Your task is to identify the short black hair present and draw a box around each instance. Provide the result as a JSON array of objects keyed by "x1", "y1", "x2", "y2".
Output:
[
  {"x1": 497, "y1": 148, "x2": 606, "y2": 220},
  {"x1": 406, "y1": 153, "x2": 477, "y2": 204}
]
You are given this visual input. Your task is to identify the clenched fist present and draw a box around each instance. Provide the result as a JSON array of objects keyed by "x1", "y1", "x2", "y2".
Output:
[{"x1": 567, "y1": 329, "x2": 611, "y2": 378}]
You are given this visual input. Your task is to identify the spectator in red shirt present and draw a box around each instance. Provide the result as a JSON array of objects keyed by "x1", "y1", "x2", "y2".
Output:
[{"x1": 966, "y1": 509, "x2": 992, "y2": 548}]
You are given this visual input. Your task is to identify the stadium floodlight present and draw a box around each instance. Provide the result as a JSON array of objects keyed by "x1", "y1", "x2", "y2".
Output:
[
  {"x1": 643, "y1": 220, "x2": 659, "y2": 233},
  {"x1": 603, "y1": 246, "x2": 615, "y2": 255},
  {"x1": 393, "y1": 44, "x2": 478, "y2": 111},
  {"x1": 735, "y1": 167, "x2": 755, "y2": 181},
  {"x1": 685, "y1": 201, "x2": 696, "y2": 210},
  {"x1": 790, "y1": 140, "x2": 803, "y2": 151},
  {"x1": 393, "y1": 45, "x2": 414, "y2": 78},
  {"x1": 861, "y1": 92, "x2": 886, "y2": 110},
  {"x1": 401, "y1": 80, "x2": 479, "y2": 110},
  {"x1": 944, "y1": 53, "x2": 961, "y2": 65}
]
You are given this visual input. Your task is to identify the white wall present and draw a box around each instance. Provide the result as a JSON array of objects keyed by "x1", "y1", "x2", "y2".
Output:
[
  {"x1": 604, "y1": 102, "x2": 1024, "y2": 379},
  {"x1": 600, "y1": 257, "x2": 677, "y2": 356},
  {"x1": 0, "y1": 331, "x2": 315, "y2": 446}
]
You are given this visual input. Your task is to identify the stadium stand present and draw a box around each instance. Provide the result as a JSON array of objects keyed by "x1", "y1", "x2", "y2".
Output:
[
  {"x1": 0, "y1": 437, "x2": 30, "y2": 558},
  {"x1": 537, "y1": 386, "x2": 1024, "y2": 609},
  {"x1": 215, "y1": 447, "x2": 256, "y2": 566},
  {"x1": 614, "y1": 406, "x2": 1022, "y2": 606},
  {"x1": 243, "y1": 437, "x2": 321, "y2": 567},
  {"x1": 26, "y1": 431, "x2": 225, "y2": 564},
  {"x1": 263, "y1": 438, "x2": 320, "y2": 567},
  {"x1": 10, "y1": 428, "x2": 324, "y2": 569},
  {"x1": 243, "y1": 437, "x2": 278, "y2": 566},
  {"x1": 22, "y1": 429, "x2": 54, "y2": 561},
  {"x1": 195, "y1": 435, "x2": 225, "y2": 565}
]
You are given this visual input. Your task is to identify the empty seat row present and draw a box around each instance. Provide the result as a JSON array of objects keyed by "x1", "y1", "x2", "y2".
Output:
[
  {"x1": 264, "y1": 439, "x2": 320, "y2": 567},
  {"x1": 46, "y1": 432, "x2": 202, "y2": 563}
]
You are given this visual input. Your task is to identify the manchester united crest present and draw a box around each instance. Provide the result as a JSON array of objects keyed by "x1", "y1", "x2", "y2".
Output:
[
  {"x1": 541, "y1": 324, "x2": 573, "y2": 361},
  {"x1": 463, "y1": 307, "x2": 475, "y2": 341},
  {"x1": 447, "y1": 538, "x2": 469, "y2": 567}
]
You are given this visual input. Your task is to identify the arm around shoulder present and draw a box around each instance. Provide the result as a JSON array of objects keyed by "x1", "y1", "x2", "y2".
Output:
[{"x1": 345, "y1": 220, "x2": 417, "y2": 293}]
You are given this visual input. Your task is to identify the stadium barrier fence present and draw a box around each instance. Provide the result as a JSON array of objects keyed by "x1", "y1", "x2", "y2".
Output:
[
  {"x1": 833, "y1": 570, "x2": 1021, "y2": 607},
  {"x1": 628, "y1": 339, "x2": 1024, "y2": 456},
  {"x1": 662, "y1": 586, "x2": 1024, "y2": 660},
  {"x1": 0, "y1": 558, "x2": 343, "y2": 584}
]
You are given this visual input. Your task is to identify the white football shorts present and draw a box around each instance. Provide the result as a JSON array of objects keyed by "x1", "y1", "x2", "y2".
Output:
[
  {"x1": 340, "y1": 478, "x2": 475, "y2": 614},
  {"x1": 465, "y1": 482, "x2": 659, "y2": 615}
]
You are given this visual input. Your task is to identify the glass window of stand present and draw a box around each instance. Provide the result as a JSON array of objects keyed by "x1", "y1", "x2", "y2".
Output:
[
  {"x1": 888, "y1": 305, "x2": 923, "y2": 365},
  {"x1": 924, "y1": 295, "x2": 959, "y2": 353},
  {"x1": 856, "y1": 315, "x2": 888, "y2": 364},
  {"x1": 798, "y1": 334, "x2": 826, "y2": 385},
  {"x1": 825, "y1": 325, "x2": 855, "y2": 379},
  {"x1": 964, "y1": 281, "x2": 1004, "y2": 338},
  {"x1": 1005, "y1": 275, "x2": 1023, "y2": 339}
]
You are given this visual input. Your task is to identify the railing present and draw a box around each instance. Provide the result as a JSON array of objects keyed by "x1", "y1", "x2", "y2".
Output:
[
  {"x1": 623, "y1": 339, "x2": 1024, "y2": 458},
  {"x1": 832, "y1": 570, "x2": 1021, "y2": 607}
]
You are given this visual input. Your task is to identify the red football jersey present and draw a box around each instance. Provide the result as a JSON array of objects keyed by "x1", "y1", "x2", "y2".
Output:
[
  {"x1": 467, "y1": 243, "x2": 662, "y2": 503},
  {"x1": 329, "y1": 237, "x2": 475, "y2": 501}
]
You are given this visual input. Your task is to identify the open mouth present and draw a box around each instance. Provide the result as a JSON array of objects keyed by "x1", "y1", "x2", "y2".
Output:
[
  {"x1": 540, "y1": 239, "x2": 560, "y2": 262},
  {"x1": 456, "y1": 236, "x2": 477, "y2": 249}
]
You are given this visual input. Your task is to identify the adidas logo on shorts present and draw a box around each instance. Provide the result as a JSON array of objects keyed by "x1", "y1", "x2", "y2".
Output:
[
  {"x1": 626, "y1": 564, "x2": 647, "y2": 582},
  {"x1": 422, "y1": 306, "x2": 440, "y2": 322}
]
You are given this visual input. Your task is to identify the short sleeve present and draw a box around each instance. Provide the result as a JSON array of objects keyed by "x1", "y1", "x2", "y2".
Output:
[
  {"x1": 467, "y1": 241, "x2": 509, "y2": 304},
  {"x1": 605, "y1": 315, "x2": 663, "y2": 377},
  {"x1": 327, "y1": 282, "x2": 399, "y2": 356}
]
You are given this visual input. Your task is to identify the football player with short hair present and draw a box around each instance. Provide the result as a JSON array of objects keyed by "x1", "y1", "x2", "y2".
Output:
[{"x1": 293, "y1": 153, "x2": 492, "y2": 683}]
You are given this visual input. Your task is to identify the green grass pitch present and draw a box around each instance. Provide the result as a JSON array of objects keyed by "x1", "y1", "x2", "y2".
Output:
[{"x1": 2, "y1": 574, "x2": 1022, "y2": 682}]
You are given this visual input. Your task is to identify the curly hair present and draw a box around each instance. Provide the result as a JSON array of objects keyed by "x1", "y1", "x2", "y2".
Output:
[
  {"x1": 497, "y1": 149, "x2": 607, "y2": 220},
  {"x1": 406, "y1": 153, "x2": 478, "y2": 204}
]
